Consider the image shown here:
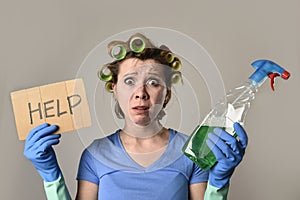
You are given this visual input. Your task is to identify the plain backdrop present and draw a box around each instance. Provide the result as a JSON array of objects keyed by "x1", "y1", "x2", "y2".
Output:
[{"x1": 1, "y1": 0, "x2": 300, "y2": 199}]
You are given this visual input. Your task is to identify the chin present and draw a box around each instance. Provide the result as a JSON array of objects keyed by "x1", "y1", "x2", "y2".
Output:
[
  {"x1": 133, "y1": 118, "x2": 151, "y2": 126},
  {"x1": 132, "y1": 115, "x2": 158, "y2": 126}
]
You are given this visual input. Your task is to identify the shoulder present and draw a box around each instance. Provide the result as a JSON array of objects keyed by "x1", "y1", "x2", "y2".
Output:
[
  {"x1": 87, "y1": 129, "x2": 121, "y2": 151},
  {"x1": 78, "y1": 130, "x2": 123, "y2": 178},
  {"x1": 172, "y1": 130, "x2": 189, "y2": 139},
  {"x1": 168, "y1": 129, "x2": 189, "y2": 144},
  {"x1": 80, "y1": 130, "x2": 122, "y2": 166}
]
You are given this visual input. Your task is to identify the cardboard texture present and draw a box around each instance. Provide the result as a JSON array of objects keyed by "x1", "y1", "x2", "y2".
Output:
[{"x1": 10, "y1": 79, "x2": 92, "y2": 140}]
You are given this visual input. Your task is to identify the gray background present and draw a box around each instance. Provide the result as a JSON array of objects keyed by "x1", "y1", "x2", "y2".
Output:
[{"x1": 1, "y1": 0, "x2": 300, "y2": 199}]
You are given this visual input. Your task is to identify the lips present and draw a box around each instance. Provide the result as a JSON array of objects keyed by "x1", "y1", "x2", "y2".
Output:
[{"x1": 132, "y1": 106, "x2": 149, "y2": 110}]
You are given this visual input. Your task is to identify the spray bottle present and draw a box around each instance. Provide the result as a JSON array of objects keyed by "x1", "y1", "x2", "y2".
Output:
[{"x1": 182, "y1": 59, "x2": 290, "y2": 170}]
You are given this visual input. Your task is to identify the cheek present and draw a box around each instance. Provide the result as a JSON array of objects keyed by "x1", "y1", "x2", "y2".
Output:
[
  {"x1": 115, "y1": 84, "x2": 136, "y2": 112},
  {"x1": 151, "y1": 88, "x2": 167, "y2": 104}
]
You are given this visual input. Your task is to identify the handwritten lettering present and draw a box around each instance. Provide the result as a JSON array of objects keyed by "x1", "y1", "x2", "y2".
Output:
[{"x1": 28, "y1": 94, "x2": 82, "y2": 124}]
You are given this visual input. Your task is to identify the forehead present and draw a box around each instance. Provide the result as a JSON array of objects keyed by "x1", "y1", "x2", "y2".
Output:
[{"x1": 118, "y1": 58, "x2": 164, "y2": 76}]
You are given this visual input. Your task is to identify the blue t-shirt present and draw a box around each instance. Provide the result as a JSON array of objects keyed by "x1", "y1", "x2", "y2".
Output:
[{"x1": 77, "y1": 129, "x2": 208, "y2": 200}]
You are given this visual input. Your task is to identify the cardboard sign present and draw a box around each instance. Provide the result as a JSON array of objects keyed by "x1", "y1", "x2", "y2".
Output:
[{"x1": 10, "y1": 79, "x2": 92, "y2": 140}]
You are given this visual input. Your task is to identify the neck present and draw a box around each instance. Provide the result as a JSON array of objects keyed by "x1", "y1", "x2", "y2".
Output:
[
  {"x1": 120, "y1": 126, "x2": 169, "y2": 155},
  {"x1": 123, "y1": 119, "x2": 163, "y2": 139}
]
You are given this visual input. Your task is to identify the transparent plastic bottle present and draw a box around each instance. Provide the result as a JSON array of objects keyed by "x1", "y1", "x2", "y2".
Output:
[
  {"x1": 182, "y1": 60, "x2": 290, "y2": 170},
  {"x1": 182, "y1": 81, "x2": 256, "y2": 170}
]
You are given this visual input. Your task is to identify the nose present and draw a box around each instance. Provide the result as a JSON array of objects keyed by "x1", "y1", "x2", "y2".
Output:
[{"x1": 134, "y1": 85, "x2": 149, "y2": 100}]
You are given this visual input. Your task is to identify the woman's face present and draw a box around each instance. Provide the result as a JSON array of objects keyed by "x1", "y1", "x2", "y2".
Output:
[{"x1": 113, "y1": 58, "x2": 169, "y2": 126}]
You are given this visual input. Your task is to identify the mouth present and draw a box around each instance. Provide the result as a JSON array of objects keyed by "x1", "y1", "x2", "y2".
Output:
[{"x1": 132, "y1": 106, "x2": 150, "y2": 111}]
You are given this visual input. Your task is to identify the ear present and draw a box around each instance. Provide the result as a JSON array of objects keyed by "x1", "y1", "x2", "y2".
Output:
[
  {"x1": 112, "y1": 83, "x2": 117, "y2": 98},
  {"x1": 163, "y1": 89, "x2": 171, "y2": 108}
]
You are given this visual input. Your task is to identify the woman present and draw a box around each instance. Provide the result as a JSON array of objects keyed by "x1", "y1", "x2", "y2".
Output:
[{"x1": 24, "y1": 33, "x2": 248, "y2": 200}]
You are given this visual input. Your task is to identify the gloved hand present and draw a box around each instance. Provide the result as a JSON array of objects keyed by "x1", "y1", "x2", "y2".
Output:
[
  {"x1": 24, "y1": 123, "x2": 62, "y2": 182},
  {"x1": 206, "y1": 122, "x2": 248, "y2": 189}
]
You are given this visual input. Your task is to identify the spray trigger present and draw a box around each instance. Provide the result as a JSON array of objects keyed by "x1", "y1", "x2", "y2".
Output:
[{"x1": 268, "y1": 73, "x2": 280, "y2": 91}]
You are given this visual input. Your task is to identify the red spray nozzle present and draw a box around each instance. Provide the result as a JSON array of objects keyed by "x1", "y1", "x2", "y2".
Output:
[
  {"x1": 281, "y1": 71, "x2": 290, "y2": 80},
  {"x1": 250, "y1": 60, "x2": 291, "y2": 91}
]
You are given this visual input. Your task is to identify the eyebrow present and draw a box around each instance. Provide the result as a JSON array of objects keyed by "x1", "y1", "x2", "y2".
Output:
[
  {"x1": 148, "y1": 72, "x2": 161, "y2": 76},
  {"x1": 123, "y1": 71, "x2": 162, "y2": 77},
  {"x1": 123, "y1": 72, "x2": 138, "y2": 77}
]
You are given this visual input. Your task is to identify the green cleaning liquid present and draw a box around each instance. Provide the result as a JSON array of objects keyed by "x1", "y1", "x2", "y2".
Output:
[{"x1": 182, "y1": 125, "x2": 219, "y2": 170}]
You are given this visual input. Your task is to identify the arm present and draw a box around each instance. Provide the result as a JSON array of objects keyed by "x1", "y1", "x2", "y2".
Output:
[
  {"x1": 203, "y1": 184, "x2": 229, "y2": 200},
  {"x1": 24, "y1": 123, "x2": 72, "y2": 200},
  {"x1": 44, "y1": 176, "x2": 71, "y2": 200},
  {"x1": 204, "y1": 122, "x2": 248, "y2": 200},
  {"x1": 76, "y1": 148, "x2": 101, "y2": 200},
  {"x1": 189, "y1": 182, "x2": 207, "y2": 200},
  {"x1": 188, "y1": 182, "x2": 229, "y2": 200},
  {"x1": 75, "y1": 180, "x2": 98, "y2": 200}
]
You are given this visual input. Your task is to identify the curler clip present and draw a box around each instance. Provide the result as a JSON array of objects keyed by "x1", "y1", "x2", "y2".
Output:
[
  {"x1": 165, "y1": 52, "x2": 174, "y2": 63},
  {"x1": 129, "y1": 37, "x2": 146, "y2": 53},
  {"x1": 172, "y1": 59, "x2": 182, "y2": 71},
  {"x1": 98, "y1": 66, "x2": 113, "y2": 81},
  {"x1": 105, "y1": 81, "x2": 114, "y2": 93},
  {"x1": 111, "y1": 44, "x2": 127, "y2": 60},
  {"x1": 107, "y1": 41, "x2": 127, "y2": 60},
  {"x1": 171, "y1": 73, "x2": 182, "y2": 84}
]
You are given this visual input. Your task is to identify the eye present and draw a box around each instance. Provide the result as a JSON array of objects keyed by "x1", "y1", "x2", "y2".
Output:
[
  {"x1": 124, "y1": 78, "x2": 135, "y2": 85},
  {"x1": 147, "y1": 79, "x2": 160, "y2": 87}
]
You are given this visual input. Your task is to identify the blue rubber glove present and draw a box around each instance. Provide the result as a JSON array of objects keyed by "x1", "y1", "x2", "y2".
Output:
[
  {"x1": 24, "y1": 123, "x2": 62, "y2": 182},
  {"x1": 206, "y1": 122, "x2": 248, "y2": 189}
]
